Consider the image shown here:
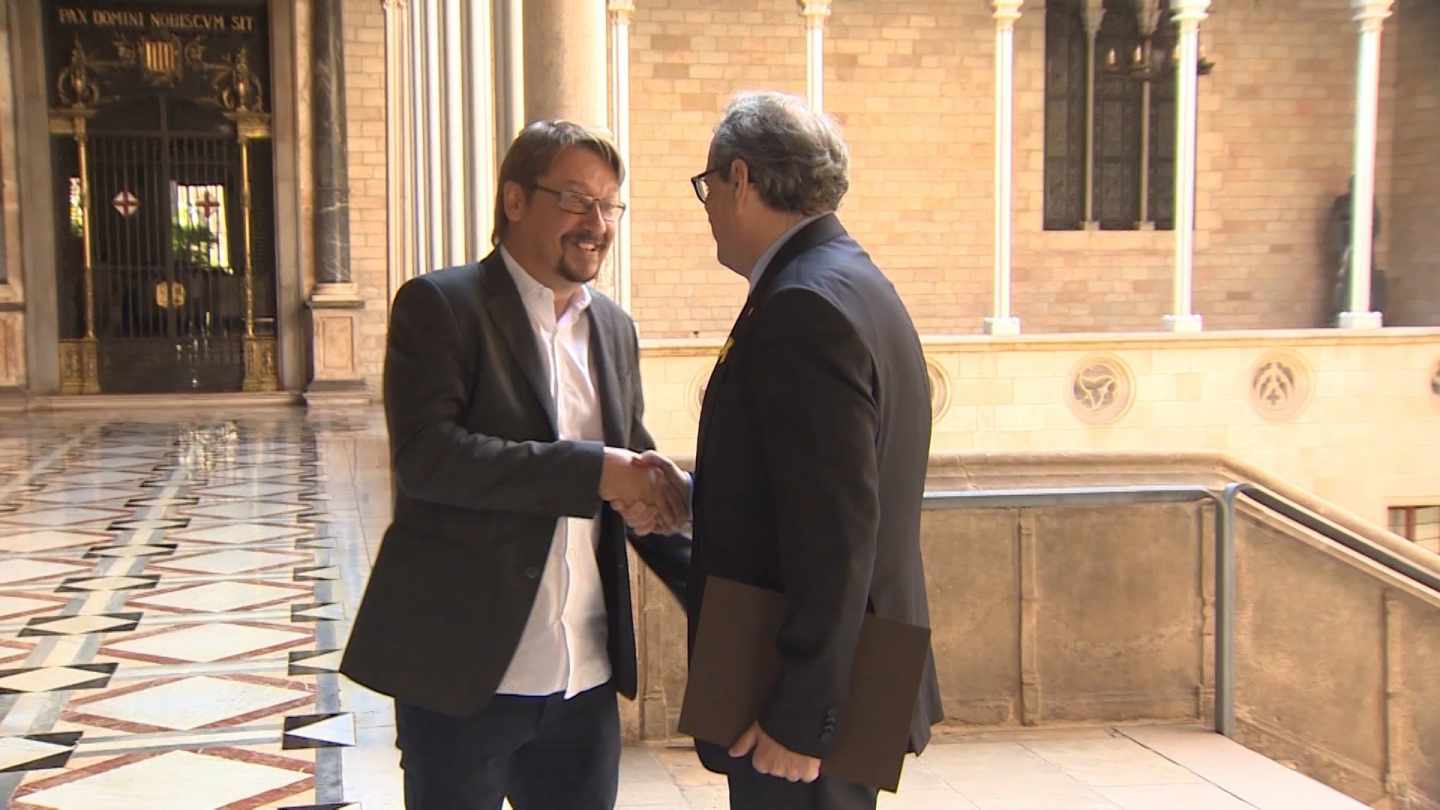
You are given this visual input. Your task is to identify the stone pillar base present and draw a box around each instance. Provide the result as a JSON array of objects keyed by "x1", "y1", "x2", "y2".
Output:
[
  {"x1": 58, "y1": 338, "x2": 100, "y2": 394},
  {"x1": 984, "y1": 317, "x2": 1022, "y2": 336},
  {"x1": 0, "y1": 306, "x2": 25, "y2": 390},
  {"x1": 1163, "y1": 314, "x2": 1204, "y2": 333},
  {"x1": 0, "y1": 387, "x2": 27, "y2": 412},
  {"x1": 303, "y1": 378, "x2": 371, "y2": 407},
  {"x1": 306, "y1": 288, "x2": 370, "y2": 406},
  {"x1": 243, "y1": 336, "x2": 280, "y2": 392},
  {"x1": 1338, "y1": 311, "x2": 1384, "y2": 330}
]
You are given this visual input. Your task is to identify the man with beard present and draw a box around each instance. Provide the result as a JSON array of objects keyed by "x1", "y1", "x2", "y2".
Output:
[{"x1": 341, "y1": 121, "x2": 690, "y2": 810}]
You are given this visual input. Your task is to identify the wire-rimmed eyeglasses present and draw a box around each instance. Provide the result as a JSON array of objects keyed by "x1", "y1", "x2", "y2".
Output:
[{"x1": 532, "y1": 184, "x2": 627, "y2": 222}]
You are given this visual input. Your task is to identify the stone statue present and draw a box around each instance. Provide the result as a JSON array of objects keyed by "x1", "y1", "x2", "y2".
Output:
[{"x1": 1328, "y1": 177, "x2": 1387, "y2": 325}]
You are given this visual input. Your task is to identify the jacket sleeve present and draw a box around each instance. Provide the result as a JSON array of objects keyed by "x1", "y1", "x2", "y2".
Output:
[
  {"x1": 384, "y1": 274, "x2": 605, "y2": 518},
  {"x1": 618, "y1": 317, "x2": 693, "y2": 608},
  {"x1": 745, "y1": 287, "x2": 880, "y2": 759}
]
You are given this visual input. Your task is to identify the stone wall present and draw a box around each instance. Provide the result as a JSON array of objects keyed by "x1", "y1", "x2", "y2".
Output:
[
  {"x1": 640, "y1": 329, "x2": 1440, "y2": 529},
  {"x1": 626, "y1": 0, "x2": 1392, "y2": 338},
  {"x1": 626, "y1": 490, "x2": 1440, "y2": 809}
]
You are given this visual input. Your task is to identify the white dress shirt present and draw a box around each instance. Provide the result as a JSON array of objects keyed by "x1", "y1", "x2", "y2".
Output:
[
  {"x1": 748, "y1": 213, "x2": 828, "y2": 292},
  {"x1": 494, "y1": 247, "x2": 612, "y2": 699}
]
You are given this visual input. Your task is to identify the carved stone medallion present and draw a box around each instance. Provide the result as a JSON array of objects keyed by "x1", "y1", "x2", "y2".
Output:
[
  {"x1": 688, "y1": 369, "x2": 709, "y2": 421},
  {"x1": 1249, "y1": 351, "x2": 1312, "y2": 421},
  {"x1": 1067, "y1": 354, "x2": 1134, "y2": 425},
  {"x1": 925, "y1": 358, "x2": 951, "y2": 424}
]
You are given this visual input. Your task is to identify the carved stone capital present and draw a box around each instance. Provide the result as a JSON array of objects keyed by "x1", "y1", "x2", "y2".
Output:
[
  {"x1": 797, "y1": 0, "x2": 831, "y2": 28},
  {"x1": 1170, "y1": 0, "x2": 1211, "y2": 25},
  {"x1": 1136, "y1": 0, "x2": 1162, "y2": 36},
  {"x1": 608, "y1": 0, "x2": 636, "y2": 24},
  {"x1": 1081, "y1": 0, "x2": 1105, "y2": 37},
  {"x1": 993, "y1": 0, "x2": 1023, "y2": 28},
  {"x1": 1350, "y1": 0, "x2": 1394, "y2": 31}
]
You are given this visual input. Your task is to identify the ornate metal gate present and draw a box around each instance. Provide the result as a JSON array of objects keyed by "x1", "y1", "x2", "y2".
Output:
[{"x1": 46, "y1": 4, "x2": 278, "y2": 394}]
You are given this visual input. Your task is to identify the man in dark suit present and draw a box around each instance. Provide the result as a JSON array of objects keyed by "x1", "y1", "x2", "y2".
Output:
[
  {"x1": 340, "y1": 121, "x2": 689, "y2": 810},
  {"x1": 672, "y1": 92, "x2": 943, "y2": 810}
]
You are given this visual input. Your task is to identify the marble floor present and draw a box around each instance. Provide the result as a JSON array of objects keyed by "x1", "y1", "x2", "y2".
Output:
[{"x1": 0, "y1": 408, "x2": 1364, "y2": 810}]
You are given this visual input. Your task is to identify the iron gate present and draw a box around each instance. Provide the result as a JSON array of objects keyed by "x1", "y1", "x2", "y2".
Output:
[{"x1": 46, "y1": 3, "x2": 276, "y2": 394}]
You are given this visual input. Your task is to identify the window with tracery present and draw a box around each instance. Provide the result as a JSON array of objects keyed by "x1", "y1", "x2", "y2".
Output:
[{"x1": 1044, "y1": 0, "x2": 1193, "y2": 231}]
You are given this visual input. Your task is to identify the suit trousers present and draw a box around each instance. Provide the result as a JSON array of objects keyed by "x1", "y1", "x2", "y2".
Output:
[
  {"x1": 726, "y1": 759, "x2": 878, "y2": 810},
  {"x1": 395, "y1": 682, "x2": 620, "y2": 810}
]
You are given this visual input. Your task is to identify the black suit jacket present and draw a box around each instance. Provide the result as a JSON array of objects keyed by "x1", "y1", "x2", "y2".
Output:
[
  {"x1": 690, "y1": 214, "x2": 943, "y2": 771},
  {"x1": 341, "y1": 251, "x2": 688, "y2": 718}
]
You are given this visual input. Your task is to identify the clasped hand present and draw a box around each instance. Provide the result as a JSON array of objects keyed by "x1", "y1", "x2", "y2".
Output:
[{"x1": 599, "y1": 448, "x2": 690, "y2": 535}]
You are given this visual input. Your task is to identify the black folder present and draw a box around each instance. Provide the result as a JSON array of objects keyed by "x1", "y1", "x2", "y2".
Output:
[{"x1": 677, "y1": 576, "x2": 931, "y2": 792}]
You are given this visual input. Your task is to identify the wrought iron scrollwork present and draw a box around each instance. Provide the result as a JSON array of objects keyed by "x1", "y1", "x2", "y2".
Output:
[
  {"x1": 213, "y1": 47, "x2": 264, "y2": 113},
  {"x1": 55, "y1": 31, "x2": 264, "y2": 113},
  {"x1": 56, "y1": 36, "x2": 103, "y2": 107}
]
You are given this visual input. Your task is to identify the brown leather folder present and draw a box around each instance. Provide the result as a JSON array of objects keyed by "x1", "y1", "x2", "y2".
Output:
[{"x1": 677, "y1": 576, "x2": 931, "y2": 792}]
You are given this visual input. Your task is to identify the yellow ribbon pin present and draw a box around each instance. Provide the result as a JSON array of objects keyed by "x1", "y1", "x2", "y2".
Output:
[{"x1": 717, "y1": 337, "x2": 734, "y2": 365}]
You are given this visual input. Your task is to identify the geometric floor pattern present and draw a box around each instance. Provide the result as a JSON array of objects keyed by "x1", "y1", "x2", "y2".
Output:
[{"x1": 0, "y1": 410, "x2": 363, "y2": 809}]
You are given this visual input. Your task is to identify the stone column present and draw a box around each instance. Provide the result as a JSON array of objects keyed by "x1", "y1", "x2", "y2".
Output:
[
  {"x1": 522, "y1": 0, "x2": 613, "y2": 297},
  {"x1": 494, "y1": 0, "x2": 526, "y2": 147},
  {"x1": 1162, "y1": 0, "x2": 1209, "y2": 334},
  {"x1": 469, "y1": 0, "x2": 498, "y2": 256},
  {"x1": 984, "y1": 0, "x2": 1022, "y2": 337},
  {"x1": 1339, "y1": 0, "x2": 1393, "y2": 330},
  {"x1": 1081, "y1": 0, "x2": 1103, "y2": 230},
  {"x1": 423, "y1": 0, "x2": 445, "y2": 269},
  {"x1": 384, "y1": 0, "x2": 413, "y2": 302},
  {"x1": 312, "y1": 0, "x2": 352, "y2": 292},
  {"x1": 0, "y1": 0, "x2": 20, "y2": 399},
  {"x1": 1136, "y1": 0, "x2": 1160, "y2": 229},
  {"x1": 407, "y1": 1, "x2": 431, "y2": 278},
  {"x1": 799, "y1": 0, "x2": 831, "y2": 113},
  {"x1": 609, "y1": 0, "x2": 635, "y2": 312},
  {"x1": 442, "y1": 0, "x2": 467, "y2": 265},
  {"x1": 0, "y1": 134, "x2": 7, "y2": 289},
  {"x1": 306, "y1": 0, "x2": 368, "y2": 404},
  {"x1": 523, "y1": 0, "x2": 607, "y2": 128}
]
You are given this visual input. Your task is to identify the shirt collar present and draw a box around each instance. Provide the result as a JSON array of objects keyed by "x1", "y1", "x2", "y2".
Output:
[
  {"x1": 500, "y1": 245, "x2": 593, "y2": 321},
  {"x1": 748, "y1": 212, "x2": 828, "y2": 293}
]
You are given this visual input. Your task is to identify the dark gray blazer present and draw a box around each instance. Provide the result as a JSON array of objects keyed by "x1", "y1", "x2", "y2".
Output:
[{"x1": 340, "y1": 250, "x2": 688, "y2": 717}]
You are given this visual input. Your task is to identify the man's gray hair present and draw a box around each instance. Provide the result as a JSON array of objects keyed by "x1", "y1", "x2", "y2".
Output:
[{"x1": 710, "y1": 91, "x2": 849, "y2": 215}]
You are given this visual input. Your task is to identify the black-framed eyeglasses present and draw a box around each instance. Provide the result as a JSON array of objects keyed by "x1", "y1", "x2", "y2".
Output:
[
  {"x1": 531, "y1": 184, "x2": 627, "y2": 222},
  {"x1": 689, "y1": 167, "x2": 725, "y2": 204}
]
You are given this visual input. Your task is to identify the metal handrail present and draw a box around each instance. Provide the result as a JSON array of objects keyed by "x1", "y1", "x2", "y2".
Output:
[
  {"x1": 921, "y1": 480, "x2": 1440, "y2": 740},
  {"x1": 1236, "y1": 484, "x2": 1440, "y2": 593}
]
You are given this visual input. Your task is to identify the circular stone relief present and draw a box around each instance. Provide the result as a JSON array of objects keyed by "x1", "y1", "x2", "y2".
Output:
[
  {"x1": 1066, "y1": 354, "x2": 1135, "y2": 425},
  {"x1": 925, "y1": 358, "x2": 951, "y2": 424},
  {"x1": 1249, "y1": 350, "x2": 1312, "y2": 421},
  {"x1": 687, "y1": 370, "x2": 709, "y2": 421}
]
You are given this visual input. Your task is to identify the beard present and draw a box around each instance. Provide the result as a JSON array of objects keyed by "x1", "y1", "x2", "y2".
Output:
[{"x1": 555, "y1": 230, "x2": 610, "y2": 285}]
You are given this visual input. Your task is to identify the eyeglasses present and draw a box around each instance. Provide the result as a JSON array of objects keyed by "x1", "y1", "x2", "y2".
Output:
[
  {"x1": 531, "y1": 184, "x2": 627, "y2": 222},
  {"x1": 689, "y1": 167, "x2": 725, "y2": 204}
]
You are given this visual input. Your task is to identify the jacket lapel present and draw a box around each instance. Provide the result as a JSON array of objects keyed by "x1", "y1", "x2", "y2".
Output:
[
  {"x1": 588, "y1": 306, "x2": 626, "y2": 447},
  {"x1": 480, "y1": 251, "x2": 559, "y2": 436},
  {"x1": 695, "y1": 214, "x2": 848, "y2": 455}
]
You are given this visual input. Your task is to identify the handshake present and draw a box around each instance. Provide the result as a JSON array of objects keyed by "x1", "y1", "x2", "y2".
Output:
[{"x1": 598, "y1": 448, "x2": 692, "y2": 536}]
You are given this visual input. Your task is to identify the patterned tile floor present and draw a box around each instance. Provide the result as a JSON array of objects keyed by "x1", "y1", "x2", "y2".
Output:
[
  {"x1": 0, "y1": 410, "x2": 365, "y2": 810},
  {"x1": 0, "y1": 408, "x2": 1367, "y2": 810}
]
